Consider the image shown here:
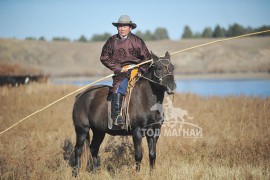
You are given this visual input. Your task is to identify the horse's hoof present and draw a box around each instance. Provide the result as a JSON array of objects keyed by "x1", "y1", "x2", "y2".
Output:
[
  {"x1": 72, "y1": 168, "x2": 78, "y2": 177},
  {"x1": 135, "y1": 164, "x2": 141, "y2": 172}
]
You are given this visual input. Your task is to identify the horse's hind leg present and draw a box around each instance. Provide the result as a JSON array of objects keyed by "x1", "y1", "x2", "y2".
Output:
[
  {"x1": 85, "y1": 133, "x2": 92, "y2": 172},
  {"x1": 90, "y1": 129, "x2": 105, "y2": 170},
  {"x1": 73, "y1": 126, "x2": 90, "y2": 177}
]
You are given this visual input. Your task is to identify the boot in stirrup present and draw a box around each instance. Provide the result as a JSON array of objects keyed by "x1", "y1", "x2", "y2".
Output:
[{"x1": 111, "y1": 93, "x2": 125, "y2": 126}]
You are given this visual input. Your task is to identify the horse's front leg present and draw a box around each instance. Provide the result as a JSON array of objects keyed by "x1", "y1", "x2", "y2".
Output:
[
  {"x1": 146, "y1": 128, "x2": 160, "y2": 169},
  {"x1": 132, "y1": 128, "x2": 143, "y2": 171}
]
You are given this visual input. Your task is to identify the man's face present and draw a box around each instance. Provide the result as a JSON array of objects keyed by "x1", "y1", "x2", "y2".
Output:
[{"x1": 117, "y1": 24, "x2": 132, "y2": 37}]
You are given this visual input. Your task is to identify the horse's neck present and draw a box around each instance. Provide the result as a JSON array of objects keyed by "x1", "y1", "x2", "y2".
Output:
[
  {"x1": 151, "y1": 83, "x2": 165, "y2": 104},
  {"x1": 145, "y1": 69, "x2": 165, "y2": 96},
  {"x1": 137, "y1": 72, "x2": 165, "y2": 104}
]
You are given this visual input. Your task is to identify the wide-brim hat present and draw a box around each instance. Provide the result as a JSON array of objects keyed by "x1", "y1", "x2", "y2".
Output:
[{"x1": 112, "y1": 15, "x2": 137, "y2": 29}]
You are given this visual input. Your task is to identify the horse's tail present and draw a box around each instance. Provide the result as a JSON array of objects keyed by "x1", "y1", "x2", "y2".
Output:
[
  {"x1": 80, "y1": 139, "x2": 94, "y2": 172},
  {"x1": 72, "y1": 108, "x2": 93, "y2": 172},
  {"x1": 76, "y1": 133, "x2": 94, "y2": 172}
]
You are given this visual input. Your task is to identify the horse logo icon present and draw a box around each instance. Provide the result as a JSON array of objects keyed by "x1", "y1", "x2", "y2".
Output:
[{"x1": 150, "y1": 96, "x2": 193, "y2": 128}]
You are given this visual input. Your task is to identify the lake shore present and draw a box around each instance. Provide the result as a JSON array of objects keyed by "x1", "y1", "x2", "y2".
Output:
[{"x1": 48, "y1": 72, "x2": 270, "y2": 83}]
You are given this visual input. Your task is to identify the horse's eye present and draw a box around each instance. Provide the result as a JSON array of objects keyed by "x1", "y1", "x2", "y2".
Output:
[{"x1": 157, "y1": 67, "x2": 162, "y2": 71}]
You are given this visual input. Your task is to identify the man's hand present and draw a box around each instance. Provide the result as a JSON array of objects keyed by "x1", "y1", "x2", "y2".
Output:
[
  {"x1": 120, "y1": 66, "x2": 129, "y2": 72},
  {"x1": 121, "y1": 64, "x2": 136, "y2": 72}
]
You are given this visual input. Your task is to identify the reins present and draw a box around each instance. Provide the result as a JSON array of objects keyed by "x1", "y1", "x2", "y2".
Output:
[{"x1": 140, "y1": 59, "x2": 174, "y2": 85}]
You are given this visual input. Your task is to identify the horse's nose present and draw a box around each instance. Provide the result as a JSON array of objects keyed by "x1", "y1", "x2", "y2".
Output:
[{"x1": 166, "y1": 87, "x2": 174, "y2": 94}]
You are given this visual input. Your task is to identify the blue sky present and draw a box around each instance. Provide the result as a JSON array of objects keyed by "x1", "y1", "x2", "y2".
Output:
[{"x1": 0, "y1": 0, "x2": 269, "y2": 40}]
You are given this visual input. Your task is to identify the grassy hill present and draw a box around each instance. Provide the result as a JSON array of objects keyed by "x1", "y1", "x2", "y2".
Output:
[{"x1": 0, "y1": 37, "x2": 270, "y2": 78}]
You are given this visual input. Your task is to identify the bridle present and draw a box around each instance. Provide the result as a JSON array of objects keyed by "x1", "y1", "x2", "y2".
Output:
[
  {"x1": 141, "y1": 59, "x2": 174, "y2": 86},
  {"x1": 153, "y1": 59, "x2": 174, "y2": 83}
]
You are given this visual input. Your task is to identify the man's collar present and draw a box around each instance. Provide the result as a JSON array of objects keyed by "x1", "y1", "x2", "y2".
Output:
[
  {"x1": 120, "y1": 35, "x2": 128, "y2": 39},
  {"x1": 117, "y1": 33, "x2": 132, "y2": 39}
]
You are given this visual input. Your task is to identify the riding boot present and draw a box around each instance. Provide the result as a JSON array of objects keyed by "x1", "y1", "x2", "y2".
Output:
[{"x1": 111, "y1": 93, "x2": 125, "y2": 126}]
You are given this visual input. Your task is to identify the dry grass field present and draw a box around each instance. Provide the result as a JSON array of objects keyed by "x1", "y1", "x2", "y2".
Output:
[{"x1": 0, "y1": 83, "x2": 269, "y2": 179}]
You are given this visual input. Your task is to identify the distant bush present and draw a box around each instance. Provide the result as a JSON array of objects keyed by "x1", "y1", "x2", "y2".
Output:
[
  {"x1": 135, "y1": 27, "x2": 169, "y2": 41},
  {"x1": 38, "y1": 36, "x2": 46, "y2": 41},
  {"x1": 52, "y1": 37, "x2": 70, "y2": 42},
  {"x1": 202, "y1": 27, "x2": 213, "y2": 38},
  {"x1": 192, "y1": 32, "x2": 202, "y2": 38},
  {"x1": 253, "y1": 25, "x2": 270, "y2": 36},
  {"x1": 182, "y1": 26, "x2": 193, "y2": 39},
  {"x1": 77, "y1": 35, "x2": 88, "y2": 42},
  {"x1": 90, "y1": 33, "x2": 111, "y2": 42},
  {"x1": 154, "y1": 28, "x2": 169, "y2": 40},
  {"x1": 213, "y1": 25, "x2": 226, "y2": 38},
  {"x1": 227, "y1": 23, "x2": 246, "y2": 37},
  {"x1": 135, "y1": 30, "x2": 154, "y2": 41},
  {"x1": 25, "y1": 37, "x2": 36, "y2": 41}
]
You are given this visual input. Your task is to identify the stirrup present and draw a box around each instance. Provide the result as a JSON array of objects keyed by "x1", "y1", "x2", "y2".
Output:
[{"x1": 114, "y1": 115, "x2": 125, "y2": 126}]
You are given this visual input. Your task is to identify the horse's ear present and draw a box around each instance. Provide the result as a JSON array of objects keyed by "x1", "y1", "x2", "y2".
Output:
[
  {"x1": 165, "y1": 51, "x2": 170, "y2": 59},
  {"x1": 151, "y1": 51, "x2": 159, "y2": 61}
]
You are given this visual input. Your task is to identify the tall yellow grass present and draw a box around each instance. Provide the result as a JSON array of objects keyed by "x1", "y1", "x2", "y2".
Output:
[{"x1": 0, "y1": 84, "x2": 269, "y2": 179}]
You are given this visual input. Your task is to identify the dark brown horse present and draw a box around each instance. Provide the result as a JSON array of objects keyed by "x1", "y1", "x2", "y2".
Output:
[{"x1": 72, "y1": 52, "x2": 176, "y2": 176}]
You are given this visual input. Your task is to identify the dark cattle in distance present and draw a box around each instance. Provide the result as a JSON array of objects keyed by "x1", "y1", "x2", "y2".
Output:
[{"x1": 0, "y1": 75, "x2": 48, "y2": 87}]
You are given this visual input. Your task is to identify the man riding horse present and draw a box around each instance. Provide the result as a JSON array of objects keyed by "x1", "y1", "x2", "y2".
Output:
[
  {"x1": 72, "y1": 15, "x2": 176, "y2": 176},
  {"x1": 100, "y1": 15, "x2": 151, "y2": 126}
]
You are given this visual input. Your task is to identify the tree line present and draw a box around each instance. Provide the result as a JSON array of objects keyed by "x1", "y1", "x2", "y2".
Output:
[
  {"x1": 182, "y1": 24, "x2": 270, "y2": 38},
  {"x1": 25, "y1": 27, "x2": 169, "y2": 42},
  {"x1": 25, "y1": 23, "x2": 269, "y2": 42}
]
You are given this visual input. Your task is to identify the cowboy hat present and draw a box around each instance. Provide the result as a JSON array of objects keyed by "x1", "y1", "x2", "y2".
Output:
[{"x1": 112, "y1": 15, "x2": 137, "y2": 29}]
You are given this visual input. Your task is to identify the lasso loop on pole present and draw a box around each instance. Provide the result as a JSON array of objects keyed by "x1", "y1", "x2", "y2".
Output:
[{"x1": 0, "y1": 29, "x2": 269, "y2": 136}]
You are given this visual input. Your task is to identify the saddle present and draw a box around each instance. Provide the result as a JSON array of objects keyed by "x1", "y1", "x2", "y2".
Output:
[{"x1": 107, "y1": 68, "x2": 139, "y2": 130}]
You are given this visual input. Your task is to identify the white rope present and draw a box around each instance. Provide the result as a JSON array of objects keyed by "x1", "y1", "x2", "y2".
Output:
[{"x1": 0, "y1": 29, "x2": 269, "y2": 136}]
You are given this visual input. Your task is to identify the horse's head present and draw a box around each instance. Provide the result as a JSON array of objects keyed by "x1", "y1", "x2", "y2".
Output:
[{"x1": 150, "y1": 51, "x2": 176, "y2": 94}]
